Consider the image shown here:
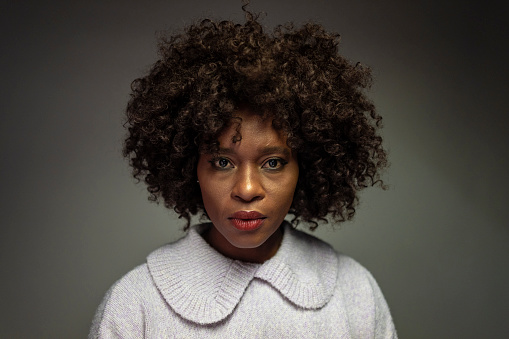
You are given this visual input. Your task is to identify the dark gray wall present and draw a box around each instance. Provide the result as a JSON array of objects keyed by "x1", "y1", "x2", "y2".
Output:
[{"x1": 1, "y1": 0, "x2": 508, "y2": 338}]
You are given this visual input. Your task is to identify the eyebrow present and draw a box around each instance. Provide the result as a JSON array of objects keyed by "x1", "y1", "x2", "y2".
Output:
[{"x1": 218, "y1": 146, "x2": 291, "y2": 157}]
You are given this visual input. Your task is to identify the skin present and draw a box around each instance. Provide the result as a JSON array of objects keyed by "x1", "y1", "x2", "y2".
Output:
[{"x1": 196, "y1": 107, "x2": 299, "y2": 263}]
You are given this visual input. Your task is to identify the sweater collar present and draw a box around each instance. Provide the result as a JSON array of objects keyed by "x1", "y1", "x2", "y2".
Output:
[{"x1": 147, "y1": 221, "x2": 339, "y2": 324}]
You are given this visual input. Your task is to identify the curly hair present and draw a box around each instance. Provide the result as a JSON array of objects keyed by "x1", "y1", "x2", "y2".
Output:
[{"x1": 123, "y1": 8, "x2": 387, "y2": 230}]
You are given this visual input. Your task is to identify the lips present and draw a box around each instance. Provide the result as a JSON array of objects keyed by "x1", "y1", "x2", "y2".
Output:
[
  {"x1": 228, "y1": 211, "x2": 267, "y2": 231},
  {"x1": 229, "y1": 211, "x2": 266, "y2": 220}
]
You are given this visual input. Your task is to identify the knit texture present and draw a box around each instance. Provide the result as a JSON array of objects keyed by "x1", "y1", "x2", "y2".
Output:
[{"x1": 89, "y1": 222, "x2": 397, "y2": 338}]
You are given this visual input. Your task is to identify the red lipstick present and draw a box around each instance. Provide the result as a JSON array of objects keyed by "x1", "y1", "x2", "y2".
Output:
[{"x1": 228, "y1": 211, "x2": 266, "y2": 231}]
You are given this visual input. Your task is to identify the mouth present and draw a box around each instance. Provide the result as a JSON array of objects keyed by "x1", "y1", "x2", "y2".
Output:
[{"x1": 228, "y1": 211, "x2": 267, "y2": 231}]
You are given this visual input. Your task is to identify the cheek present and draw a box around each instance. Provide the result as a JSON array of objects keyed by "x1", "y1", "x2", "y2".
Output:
[
  {"x1": 273, "y1": 168, "x2": 299, "y2": 208},
  {"x1": 199, "y1": 180, "x2": 227, "y2": 217},
  {"x1": 197, "y1": 159, "x2": 214, "y2": 212},
  {"x1": 200, "y1": 184, "x2": 216, "y2": 207}
]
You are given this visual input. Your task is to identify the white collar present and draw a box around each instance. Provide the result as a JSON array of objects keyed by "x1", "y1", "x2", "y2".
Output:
[{"x1": 147, "y1": 221, "x2": 339, "y2": 324}]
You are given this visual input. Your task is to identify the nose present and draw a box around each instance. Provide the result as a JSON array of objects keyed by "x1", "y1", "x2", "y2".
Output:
[{"x1": 232, "y1": 166, "x2": 265, "y2": 203}]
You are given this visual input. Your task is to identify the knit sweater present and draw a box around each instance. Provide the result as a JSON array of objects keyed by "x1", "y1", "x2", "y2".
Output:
[{"x1": 89, "y1": 222, "x2": 397, "y2": 338}]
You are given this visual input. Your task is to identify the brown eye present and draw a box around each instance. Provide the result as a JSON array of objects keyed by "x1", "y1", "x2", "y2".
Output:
[
  {"x1": 267, "y1": 159, "x2": 278, "y2": 168},
  {"x1": 218, "y1": 158, "x2": 229, "y2": 168},
  {"x1": 209, "y1": 157, "x2": 234, "y2": 170},
  {"x1": 262, "y1": 158, "x2": 287, "y2": 170}
]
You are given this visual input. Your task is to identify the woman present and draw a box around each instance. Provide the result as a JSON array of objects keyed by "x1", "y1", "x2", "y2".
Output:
[{"x1": 90, "y1": 7, "x2": 397, "y2": 338}]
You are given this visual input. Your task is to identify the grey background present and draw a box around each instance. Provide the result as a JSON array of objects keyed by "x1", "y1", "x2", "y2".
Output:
[{"x1": 1, "y1": 0, "x2": 508, "y2": 338}]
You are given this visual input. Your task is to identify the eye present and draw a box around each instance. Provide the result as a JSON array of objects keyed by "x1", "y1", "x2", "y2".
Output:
[
  {"x1": 218, "y1": 158, "x2": 229, "y2": 168},
  {"x1": 262, "y1": 158, "x2": 288, "y2": 170},
  {"x1": 210, "y1": 157, "x2": 234, "y2": 169}
]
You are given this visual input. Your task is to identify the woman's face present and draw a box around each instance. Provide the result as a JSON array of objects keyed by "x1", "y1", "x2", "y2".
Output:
[{"x1": 196, "y1": 107, "x2": 299, "y2": 263}]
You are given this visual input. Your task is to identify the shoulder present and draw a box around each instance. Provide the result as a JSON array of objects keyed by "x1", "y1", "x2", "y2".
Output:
[
  {"x1": 89, "y1": 264, "x2": 156, "y2": 338},
  {"x1": 334, "y1": 251, "x2": 398, "y2": 338},
  {"x1": 336, "y1": 253, "x2": 375, "y2": 285},
  {"x1": 287, "y1": 226, "x2": 379, "y2": 287},
  {"x1": 288, "y1": 227, "x2": 397, "y2": 337},
  {"x1": 103, "y1": 264, "x2": 155, "y2": 303}
]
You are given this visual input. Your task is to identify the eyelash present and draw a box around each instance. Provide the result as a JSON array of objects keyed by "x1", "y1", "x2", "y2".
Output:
[
  {"x1": 262, "y1": 158, "x2": 288, "y2": 170},
  {"x1": 209, "y1": 157, "x2": 288, "y2": 171},
  {"x1": 209, "y1": 157, "x2": 233, "y2": 169}
]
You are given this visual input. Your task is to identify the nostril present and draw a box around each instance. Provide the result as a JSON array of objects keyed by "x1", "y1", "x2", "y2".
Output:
[
  {"x1": 231, "y1": 167, "x2": 266, "y2": 202},
  {"x1": 233, "y1": 188, "x2": 263, "y2": 203},
  {"x1": 232, "y1": 181, "x2": 264, "y2": 202},
  {"x1": 236, "y1": 194, "x2": 262, "y2": 203}
]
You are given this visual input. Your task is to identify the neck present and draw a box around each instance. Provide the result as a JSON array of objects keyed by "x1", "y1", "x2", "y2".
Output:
[{"x1": 202, "y1": 226, "x2": 283, "y2": 263}]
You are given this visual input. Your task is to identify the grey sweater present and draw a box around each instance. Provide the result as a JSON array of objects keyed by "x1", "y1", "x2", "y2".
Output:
[{"x1": 89, "y1": 222, "x2": 397, "y2": 338}]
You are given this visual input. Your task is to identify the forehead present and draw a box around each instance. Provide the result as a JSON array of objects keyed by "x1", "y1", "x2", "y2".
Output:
[{"x1": 217, "y1": 109, "x2": 288, "y2": 150}]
